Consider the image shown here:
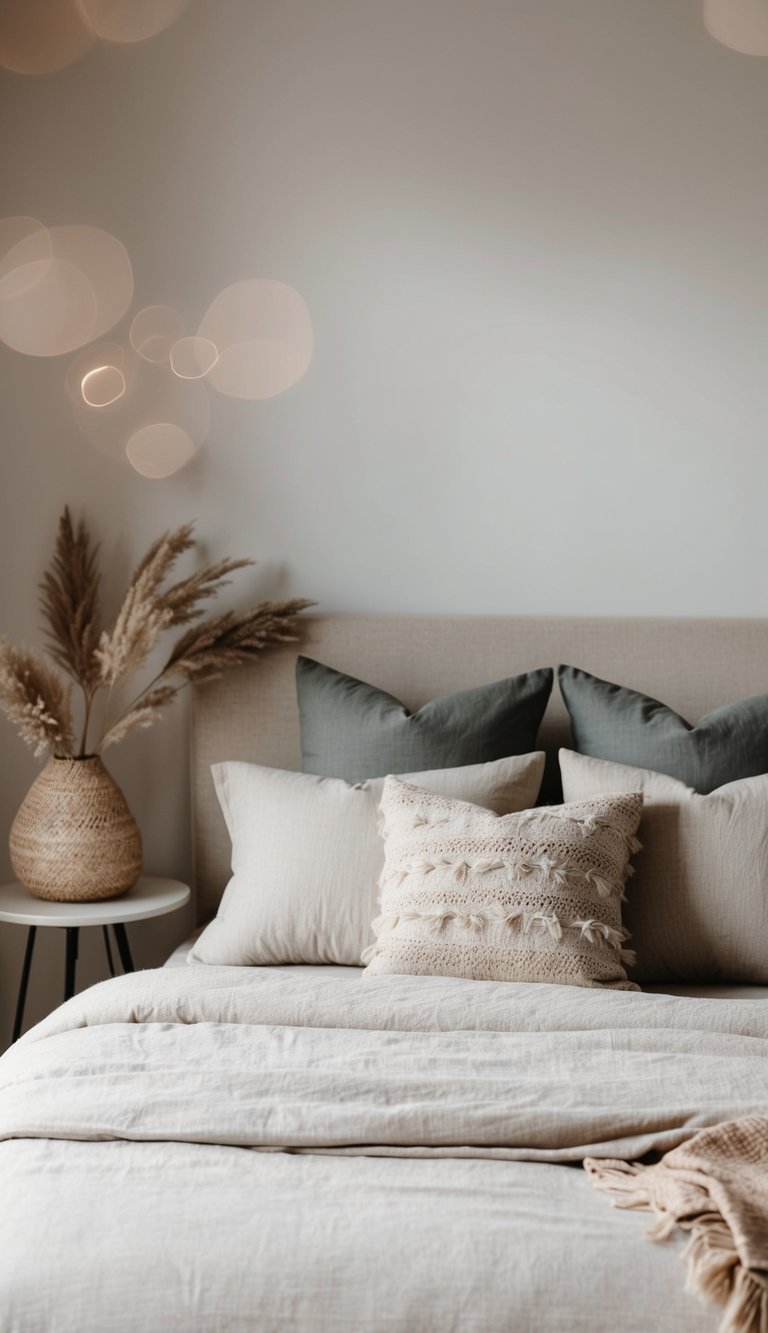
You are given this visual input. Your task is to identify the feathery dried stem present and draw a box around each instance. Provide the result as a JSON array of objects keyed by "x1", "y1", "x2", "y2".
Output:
[
  {"x1": 38, "y1": 507, "x2": 101, "y2": 690},
  {"x1": 155, "y1": 557, "x2": 253, "y2": 627},
  {"x1": 93, "y1": 598, "x2": 315, "y2": 751},
  {"x1": 94, "y1": 523, "x2": 196, "y2": 687},
  {"x1": 100, "y1": 685, "x2": 180, "y2": 751},
  {"x1": 0, "y1": 639, "x2": 74, "y2": 757},
  {"x1": 130, "y1": 522, "x2": 195, "y2": 588},
  {"x1": 164, "y1": 599, "x2": 316, "y2": 683},
  {"x1": 3, "y1": 510, "x2": 314, "y2": 762}
]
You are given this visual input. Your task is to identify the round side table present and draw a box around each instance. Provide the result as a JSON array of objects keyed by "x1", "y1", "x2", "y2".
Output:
[{"x1": 0, "y1": 875, "x2": 191, "y2": 1043}]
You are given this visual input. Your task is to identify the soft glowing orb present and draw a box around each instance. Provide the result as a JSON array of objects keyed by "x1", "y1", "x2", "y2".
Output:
[
  {"x1": 703, "y1": 0, "x2": 768, "y2": 54},
  {"x1": 81, "y1": 364, "x2": 126, "y2": 408},
  {"x1": 197, "y1": 279, "x2": 314, "y2": 400},
  {"x1": 126, "y1": 423, "x2": 198, "y2": 478},
  {"x1": 129, "y1": 305, "x2": 185, "y2": 365},
  {"x1": 66, "y1": 341, "x2": 128, "y2": 406},
  {"x1": 0, "y1": 0, "x2": 94, "y2": 75},
  {"x1": 78, "y1": 0, "x2": 189, "y2": 44},
  {"x1": 0, "y1": 219, "x2": 52, "y2": 298},
  {"x1": 0, "y1": 257, "x2": 97, "y2": 356},
  {"x1": 170, "y1": 335, "x2": 218, "y2": 379},
  {"x1": 0, "y1": 223, "x2": 133, "y2": 357},
  {"x1": 68, "y1": 348, "x2": 210, "y2": 468}
]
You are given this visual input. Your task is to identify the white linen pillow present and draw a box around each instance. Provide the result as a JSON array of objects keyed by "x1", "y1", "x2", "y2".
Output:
[
  {"x1": 189, "y1": 752, "x2": 545, "y2": 966},
  {"x1": 559, "y1": 749, "x2": 768, "y2": 983},
  {"x1": 362, "y1": 776, "x2": 643, "y2": 989}
]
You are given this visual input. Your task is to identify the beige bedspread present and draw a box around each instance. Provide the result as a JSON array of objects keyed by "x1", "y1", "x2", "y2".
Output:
[
  {"x1": 3, "y1": 968, "x2": 768, "y2": 1160},
  {"x1": 1, "y1": 968, "x2": 767, "y2": 1331}
]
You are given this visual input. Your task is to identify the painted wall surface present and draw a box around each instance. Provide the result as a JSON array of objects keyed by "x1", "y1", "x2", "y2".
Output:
[{"x1": 1, "y1": 0, "x2": 767, "y2": 1037}]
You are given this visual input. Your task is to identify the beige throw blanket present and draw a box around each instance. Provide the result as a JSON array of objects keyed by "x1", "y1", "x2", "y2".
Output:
[{"x1": 586, "y1": 1117, "x2": 768, "y2": 1333}]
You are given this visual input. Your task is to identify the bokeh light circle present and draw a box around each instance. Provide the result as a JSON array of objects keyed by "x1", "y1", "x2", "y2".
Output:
[
  {"x1": 0, "y1": 219, "x2": 52, "y2": 298},
  {"x1": 0, "y1": 257, "x2": 97, "y2": 356},
  {"x1": 197, "y1": 279, "x2": 314, "y2": 400},
  {"x1": 130, "y1": 305, "x2": 185, "y2": 365},
  {"x1": 170, "y1": 335, "x2": 218, "y2": 379},
  {"x1": 0, "y1": 222, "x2": 133, "y2": 357},
  {"x1": 126, "y1": 423, "x2": 198, "y2": 478},
  {"x1": 0, "y1": 0, "x2": 94, "y2": 75},
  {"x1": 66, "y1": 341, "x2": 128, "y2": 406},
  {"x1": 81, "y1": 364, "x2": 126, "y2": 407},
  {"x1": 78, "y1": 0, "x2": 189, "y2": 44},
  {"x1": 703, "y1": 0, "x2": 768, "y2": 54},
  {"x1": 68, "y1": 345, "x2": 210, "y2": 470}
]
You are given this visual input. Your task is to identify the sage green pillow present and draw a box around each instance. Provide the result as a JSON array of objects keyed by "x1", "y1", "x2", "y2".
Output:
[
  {"x1": 297, "y1": 657, "x2": 553, "y2": 782},
  {"x1": 559, "y1": 665, "x2": 768, "y2": 793}
]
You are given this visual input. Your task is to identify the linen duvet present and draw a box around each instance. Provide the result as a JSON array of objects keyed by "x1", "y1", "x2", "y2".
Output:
[{"x1": 1, "y1": 966, "x2": 766, "y2": 1332}]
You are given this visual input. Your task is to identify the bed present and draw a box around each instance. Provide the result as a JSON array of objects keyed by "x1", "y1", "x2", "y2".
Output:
[{"x1": 1, "y1": 613, "x2": 767, "y2": 1333}]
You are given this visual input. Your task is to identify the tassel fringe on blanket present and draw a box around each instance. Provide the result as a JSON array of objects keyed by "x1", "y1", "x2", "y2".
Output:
[{"x1": 584, "y1": 1116, "x2": 768, "y2": 1333}]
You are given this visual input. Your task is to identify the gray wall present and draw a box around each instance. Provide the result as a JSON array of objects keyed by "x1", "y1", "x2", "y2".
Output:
[{"x1": 1, "y1": 0, "x2": 767, "y2": 1037}]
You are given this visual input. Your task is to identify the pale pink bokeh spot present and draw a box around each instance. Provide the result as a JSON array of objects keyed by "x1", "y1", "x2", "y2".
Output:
[
  {"x1": 78, "y1": 0, "x2": 189, "y2": 45},
  {"x1": 126, "y1": 423, "x2": 198, "y2": 478},
  {"x1": 130, "y1": 305, "x2": 186, "y2": 366},
  {"x1": 0, "y1": 0, "x2": 94, "y2": 75},
  {"x1": 197, "y1": 279, "x2": 314, "y2": 400},
  {"x1": 68, "y1": 347, "x2": 210, "y2": 469},
  {"x1": 703, "y1": 0, "x2": 768, "y2": 54},
  {"x1": 53, "y1": 225, "x2": 134, "y2": 340},
  {"x1": 80, "y1": 364, "x2": 126, "y2": 408},
  {"x1": 170, "y1": 335, "x2": 219, "y2": 380},
  {"x1": 0, "y1": 257, "x2": 97, "y2": 357},
  {"x1": 0, "y1": 219, "x2": 52, "y2": 299},
  {"x1": 0, "y1": 222, "x2": 132, "y2": 357},
  {"x1": 66, "y1": 341, "x2": 129, "y2": 406}
]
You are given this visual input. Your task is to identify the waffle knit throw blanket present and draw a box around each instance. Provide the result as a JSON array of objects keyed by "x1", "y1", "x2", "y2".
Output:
[{"x1": 585, "y1": 1116, "x2": 768, "y2": 1333}]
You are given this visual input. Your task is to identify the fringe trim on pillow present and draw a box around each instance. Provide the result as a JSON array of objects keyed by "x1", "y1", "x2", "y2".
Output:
[
  {"x1": 517, "y1": 808, "x2": 643, "y2": 857},
  {"x1": 368, "y1": 905, "x2": 632, "y2": 956},
  {"x1": 379, "y1": 856, "x2": 628, "y2": 901}
]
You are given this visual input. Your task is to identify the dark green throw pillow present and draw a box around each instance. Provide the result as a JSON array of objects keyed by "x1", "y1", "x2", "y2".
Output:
[
  {"x1": 297, "y1": 657, "x2": 553, "y2": 782},
  {"x1": 559, "y1": 665, "x2": 768, "y2": 793}
]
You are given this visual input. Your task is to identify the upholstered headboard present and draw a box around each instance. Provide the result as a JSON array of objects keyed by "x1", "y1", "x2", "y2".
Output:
[{"x1": 190, "y1": 613, "x2": 768, "y2": 923}]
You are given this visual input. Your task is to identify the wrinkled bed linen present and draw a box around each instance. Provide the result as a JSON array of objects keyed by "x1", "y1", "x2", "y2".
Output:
[
  {"x1": 0, "y1": 1145, "x2": 722, "y2": 1333},
  {"x1": 2, "y1": 969, "x2": 767, "y2": 1161},
  {"x1": 1, "y1": 969, "x2": 766, "y2": 1333}
]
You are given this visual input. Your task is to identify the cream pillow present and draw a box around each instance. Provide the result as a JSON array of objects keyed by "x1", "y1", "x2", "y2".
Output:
[
  {"x1": 190, "y1": 753, "x2": 545, "y2": 966},
  {"x1": 362, "y1": 776, "x2": 643, "y2": 989},
  {"x1": 560, "y1": 748, "x2": 768, "y2": 983}
]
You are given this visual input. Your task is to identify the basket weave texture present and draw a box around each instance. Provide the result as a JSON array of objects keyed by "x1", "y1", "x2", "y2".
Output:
[{"x1": 9, "y1": 756, "x2": 143, "y2": 902}]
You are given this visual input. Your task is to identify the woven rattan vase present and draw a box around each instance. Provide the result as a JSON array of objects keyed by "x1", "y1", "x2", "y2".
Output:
[{"x1": 9, "y1": 756, "x2": 143, "y2": 902}]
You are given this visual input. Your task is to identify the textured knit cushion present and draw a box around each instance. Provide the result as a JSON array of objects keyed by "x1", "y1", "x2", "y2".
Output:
[
  {"x1": 560, "y1": 748, "x2": 768, "y2": 983},
  {"x1": 362, "y1": 777, "x2": 643, "y2": 989},
  {"x1": 189, "y1": 752, "x2": 545, "y2": 967},
  {"x1": 559, "y1": 665, "x2": 768, "y2": 793},
  {"x1": 297, "y1": 656, "x2": 553, "y2": 782}
]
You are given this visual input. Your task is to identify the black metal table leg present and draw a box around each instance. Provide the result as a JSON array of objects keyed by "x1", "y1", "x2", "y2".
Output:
[
  {"x1": 12, "y1": 925, "x2": 37, "y2": 1043},
  {"x1": 102, "y1": 926, "x2": 116, "y2": 978},
  {"x1": 112, "y1": 922, "x2": 135, "y2": 973},
  {"x1": 64, "y1": 927, "x2": 79, "y2": 1002}
]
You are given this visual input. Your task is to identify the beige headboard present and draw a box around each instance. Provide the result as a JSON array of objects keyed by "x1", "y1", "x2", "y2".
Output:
[{"x1": 191, "y1": 613, "x2": 768, "y2": 923}]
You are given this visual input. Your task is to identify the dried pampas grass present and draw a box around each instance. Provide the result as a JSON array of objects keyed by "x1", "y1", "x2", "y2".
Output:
[
  {"x1": 0, "y1": 509, "x2": 313, "y2": 759},
  {"x1": 0, "y1": 641, "x2": 74, "y2": 757}
]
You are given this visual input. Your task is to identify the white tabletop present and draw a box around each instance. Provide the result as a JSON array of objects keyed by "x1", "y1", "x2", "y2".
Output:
[{"x1": 0, "y1": 876, "x2": 191, "y2": 928}]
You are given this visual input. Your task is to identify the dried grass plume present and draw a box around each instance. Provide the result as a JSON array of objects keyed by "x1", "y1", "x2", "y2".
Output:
[{"x1": 0, "y1": 509, "x2": 313, "y2": 759}]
